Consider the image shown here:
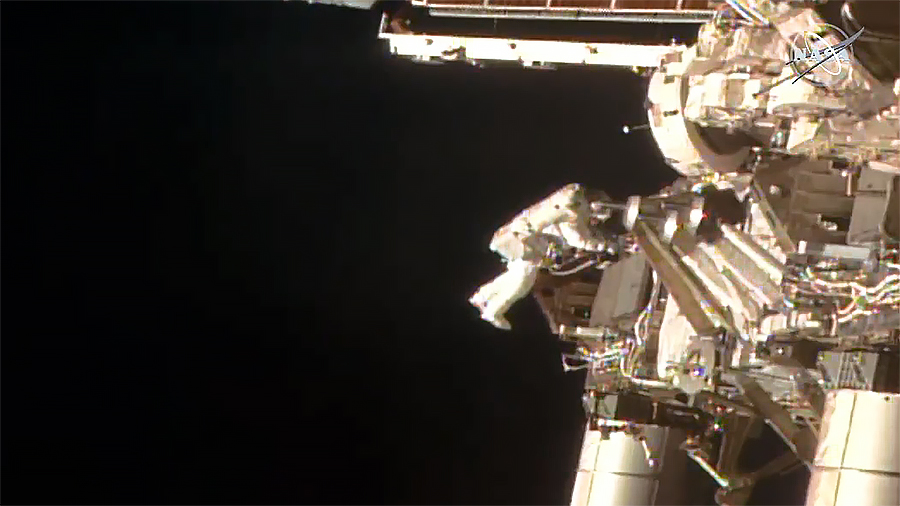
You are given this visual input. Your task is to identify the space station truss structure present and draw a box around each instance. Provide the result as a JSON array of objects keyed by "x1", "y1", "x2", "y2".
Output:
[
  {"x1": 412, "y1": 0, "x2": 716, "y2": 23},
  {"x1": 306, "y1": 0, "x2": 900, "y2": 504}
]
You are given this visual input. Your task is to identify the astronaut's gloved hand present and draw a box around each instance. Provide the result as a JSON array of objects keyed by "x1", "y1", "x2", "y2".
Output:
[
  {"x1": 555, "y1": 221, "x2": 599, "y2": 250},
  {"x1": 577, "y1": 237, "x2": 619, "y2": 263},
  {"x1": 469, "y1": 259, "x2": 540, "y2": 330},
  {"x1": 598, "y1": 239, "x2": 619, "y2": 257}
]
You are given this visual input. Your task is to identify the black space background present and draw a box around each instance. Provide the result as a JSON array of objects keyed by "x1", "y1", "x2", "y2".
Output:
[{"x1": 0, "y1": 2, "x2": 804, "y2": 505}]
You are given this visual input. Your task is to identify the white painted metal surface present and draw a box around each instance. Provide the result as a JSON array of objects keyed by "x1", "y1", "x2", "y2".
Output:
[
  {"x1": 572, "y1": 426, "x2": 669, "y2": 506},
  {"x1": 411, "y1": 0, "x2": 716, "y2": 23},
  {"x1": 656, "y1": 297, "x2": 694, "y2": 378},
  {"x1": 303, "y1": 0, "x2": 378, "y2": 8},
  {"x1": 806, "y1": 390, "x2": 900, "y2": 506},
  {"x1": 379, "y1": 31, "x2": 684, "y2": 68}
]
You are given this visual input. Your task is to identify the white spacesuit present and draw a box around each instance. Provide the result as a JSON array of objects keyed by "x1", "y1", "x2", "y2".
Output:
[{"x1": 469, "y1": 184, "x2": 615, "y2": 330}]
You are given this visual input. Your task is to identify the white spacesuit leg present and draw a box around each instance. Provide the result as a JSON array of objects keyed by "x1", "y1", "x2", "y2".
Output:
[{"x1": 469, "y1": 259, "x2": 540, "y2": 330}]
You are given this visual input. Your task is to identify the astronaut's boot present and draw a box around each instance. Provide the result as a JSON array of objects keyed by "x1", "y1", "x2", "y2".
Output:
[
  {"x1": 479, "y1": 309, "x2": 512, "y2": 330},
  {"x1": 469, "y1": 291, "x2": 488, "y2": 310},
  {"x1": 470, "y1": 286, "x2": 509, "y2": 329}
]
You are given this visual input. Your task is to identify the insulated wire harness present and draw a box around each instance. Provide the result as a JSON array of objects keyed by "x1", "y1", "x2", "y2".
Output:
[{"x1": 783, "y1": 260, "x2": 900, "y2": 324}]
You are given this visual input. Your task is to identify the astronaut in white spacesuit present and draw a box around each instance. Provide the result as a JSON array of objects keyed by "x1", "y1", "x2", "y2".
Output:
[{"x1": 469, "y1": 184, "x2": 617, "y2": 330}]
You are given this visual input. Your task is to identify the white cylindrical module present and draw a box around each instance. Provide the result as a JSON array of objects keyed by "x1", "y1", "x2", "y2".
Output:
[
  {"x1": 571, "y1": 424, "x2": 669, "y2": 506},
  {"x1": 805, "y1": 390, "x2": 900, "y2": 506}
]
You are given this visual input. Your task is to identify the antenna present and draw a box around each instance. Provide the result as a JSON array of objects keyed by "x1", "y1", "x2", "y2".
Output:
[{"x1": 622, "y1": 124, "x2": 651, "y2": 134}]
